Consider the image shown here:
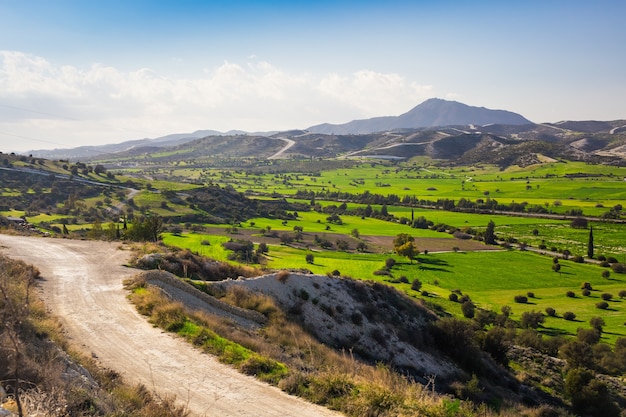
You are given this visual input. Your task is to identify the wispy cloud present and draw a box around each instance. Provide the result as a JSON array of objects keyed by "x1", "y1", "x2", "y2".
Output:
[{"x1": 0, "y1": 51, "x2": 434, "y2": 151}]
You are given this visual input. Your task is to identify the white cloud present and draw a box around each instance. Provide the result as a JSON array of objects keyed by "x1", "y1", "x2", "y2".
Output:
[{"x1": 0, "y1": 51, "x2": 435, "y2": 151}]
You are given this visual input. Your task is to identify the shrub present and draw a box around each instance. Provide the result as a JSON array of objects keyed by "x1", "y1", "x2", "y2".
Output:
[
  {"x1": 566, "y1": 291, "x2": 576, "y2": 298},
  {"x1": 563, "y1": 311, "x2": 576, "y2": 321},
  {"x1": 581, "y1": 282, "x2": 592, "y2": 290},
  {"x1": 577, "y1": 328, "x2": 601, "y2": 344},
  {"x1": 596, "y1": 301, "x2": 609, "y2": 309},
  {"x1": 590, "y1": 316, "x2": 605, "y2": 333},
  {"x1": 597, "y1": 255, "x2": 607, "y2": 261},
  {"x1": 572, "y1": 255, "x2": 584, "y2": 263},
  {"x1": 398, "y1": 275, "x2": 409, "y2": 283},
  {"x1": 602, "y1": 270, "x2": 611, "y2": 279},
  {"x1": 331, "y1": 269, "x2": 341, "y2": 277},
  {"x1": 411, "y1": 278, "x2": 422, "y2": 291},
  {"x1": 607, "y1": 256, "x2": 619, "y2": 263},
  {"x1": 276, "y1": 270, "x2": 290, "y2": 283},
  {"x1": 611, "y1": 263, "x2": 626, "y2": 273},
  {"x1": 514, "y1": 295, "x2": 528, "y2": 303},
  {"x1": 545, "y1": 307, "x2": 556, "y2": 317},
  {"x1": 520, "y1": 310, "x2": 545, "y2": 329},
  {"x1": 448, "y1": 293, "x2": 459, "y2": 302},
  {"x1": 305, "y1": 253, "x2": 314, "y2": 264},
  {"x1": 385, "y1": 258, "x2": 396, "y2": 269},
  {"x1": 350, "y1": 311, "x2": 363, "y2": 326},
  {"x1": 582, "y1": 289, "x2": 591, "y2": 297},
  {"x1": 527, "y1": 291, "x2": 535, "y2": 298},
  {"x1": 461, "y1": 301, "x2": 475, "y2": 318},
  {"x1": 619, "y1": 290, "x2": 626, "y2": 298},
  {"x1": 601, "y1": 293, "x2": 613, "y2": 301}
]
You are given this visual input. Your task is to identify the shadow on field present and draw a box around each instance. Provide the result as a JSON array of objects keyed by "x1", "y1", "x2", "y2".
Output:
[
  {"x1": 540, "y1": 327, "x2": 572, "y2": 337},
  {"x1": 418, "y1": 257, "x2": 450, "y2": 267},
  {"x1": 417, "y1": 257, "x2": 451, "y2": 273}
]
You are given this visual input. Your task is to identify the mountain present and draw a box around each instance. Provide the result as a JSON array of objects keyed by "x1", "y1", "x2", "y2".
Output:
[
  {"x1": 28, "y1": 129, "x2": 278, "y2": 160},
  {"x1": 28, "y1": 130, "x2": 223, "y2": 160},
  {"x1": 307, "y1": 98, "x2": 533, "y2": 134}
]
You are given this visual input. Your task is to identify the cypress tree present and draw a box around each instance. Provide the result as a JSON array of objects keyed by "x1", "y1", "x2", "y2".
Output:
[
  {"x1": 587, "y1": 226, "x2": 594, "y2": 259},
  {"x1": 484, "y1": 220, "x2": 496, "y2": 245}
]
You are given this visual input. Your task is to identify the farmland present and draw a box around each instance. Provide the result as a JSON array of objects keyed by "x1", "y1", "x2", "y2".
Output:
[{"x1": 3, "y1": 150, "x2": 626, "y2": 416}]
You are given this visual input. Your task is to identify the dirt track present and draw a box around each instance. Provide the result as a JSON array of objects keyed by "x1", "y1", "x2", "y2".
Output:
[{"x1": 0, "y1": 235, "x2": 341, "y2": 417}]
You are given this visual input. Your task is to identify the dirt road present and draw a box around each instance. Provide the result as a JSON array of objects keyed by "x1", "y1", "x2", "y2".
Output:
[{"x1": 0, "y1": 235, "x2": 341, "y2": 417}]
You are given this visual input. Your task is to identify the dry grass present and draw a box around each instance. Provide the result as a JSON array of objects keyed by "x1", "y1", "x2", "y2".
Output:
[
  {"x1": 0, "y1": 255, "x2": 190, "y2": 417},
  {"x1": 125, "y1": 271, "x2": 578, "y2": 416}
]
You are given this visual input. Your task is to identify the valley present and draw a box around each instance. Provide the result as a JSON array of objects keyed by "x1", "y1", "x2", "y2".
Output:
[{"x1": 2, "y1": 102, "x2": 626, "y2": 416}]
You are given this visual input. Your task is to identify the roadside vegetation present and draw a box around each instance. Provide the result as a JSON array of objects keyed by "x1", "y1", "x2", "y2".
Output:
[{"x1": 0, "y1": 254, "x2": 190, "y2": 416}]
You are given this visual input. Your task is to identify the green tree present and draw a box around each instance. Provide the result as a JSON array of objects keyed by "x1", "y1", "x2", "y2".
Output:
[
  {"x1": 305, "y1": 253, "x2": 314, "y2": 264},
  {"x1": 484, "y1": 220, "x2": 496, "y2": 245},
  {"x1": 565, "y1": 368, "x2": 620, "y2": 417},
  {"x1": 393, "y1": 233, "x2": 414, "y2": 247},
  {"x1": 395, "y1": 241, "x2": 418, "y2": 263}
]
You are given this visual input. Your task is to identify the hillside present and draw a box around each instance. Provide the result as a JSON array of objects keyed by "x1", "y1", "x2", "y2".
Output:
[{"x1": 20, "y1": 97, "x2": 626, "y2": 167}]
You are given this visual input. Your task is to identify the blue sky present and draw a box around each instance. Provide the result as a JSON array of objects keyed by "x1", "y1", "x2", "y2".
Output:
[{"x1": 1, "y1": 0, "x2": 625, "y2": 152}]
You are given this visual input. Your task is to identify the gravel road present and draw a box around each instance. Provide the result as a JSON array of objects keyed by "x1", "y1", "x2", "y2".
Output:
[{"x1": 0, "y1": 235, "x2": 341, "y2": 417}]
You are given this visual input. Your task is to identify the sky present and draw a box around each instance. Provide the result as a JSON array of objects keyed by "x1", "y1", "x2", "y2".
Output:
[{"x1": 1, "y1": 0, "x2": 625, "y2": 153}]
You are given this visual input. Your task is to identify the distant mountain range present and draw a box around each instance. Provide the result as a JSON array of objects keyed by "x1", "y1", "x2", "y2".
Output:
[
  {"x1": 307, "y1": 98, "x2": 533, "y2": 134},
  {"x1": 27, "y1": 98, "x2": 626, "y2": 166}
]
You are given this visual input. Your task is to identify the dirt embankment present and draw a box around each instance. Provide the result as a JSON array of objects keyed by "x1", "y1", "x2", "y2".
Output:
[{"x1": 0, "y1": 235, "x2": 341, "y2": 417}]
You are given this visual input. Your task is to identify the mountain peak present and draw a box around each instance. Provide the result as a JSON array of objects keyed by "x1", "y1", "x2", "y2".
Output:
[{"x1": 307, "y1": 98, "x2": 533, "y2": 135}]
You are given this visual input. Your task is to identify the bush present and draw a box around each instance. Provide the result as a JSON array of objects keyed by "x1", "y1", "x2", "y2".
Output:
[
  {"x1": 410, "y1": 278, "x2": 422, "y2": 292},
  {"x1": 581, "y1": 282, "x2": 592, "y2": 290},
  {"x1": 582, "y1": 289, "x2": 591, "y2": 297},
  {"x1": 545, "y1": 307, "x2": 556, "y2": 317},
  {"x1": 572, "y1": 255, "x2": 584, "y2": 263},
  {"x1": 276, "y1": 270, "x2": 290, "y2": 283},
  {"x1": 566, "y1": 291, "x2": 576, "y2": 298},
  {"x1": 398, "y1": 275, "x2": 409, "y2": 283},
  {"x1": 305, "y1": 253, "x2": 314, "y2": 264},
  {"x1": 619, "y1": 290, "x2": 626, "y2": 298},
  {"x1": 563, "y1": 311, "x2": 576, "y2": 321},
  {"x1": 527, "y1": 291, "x2": 535, "y2": 298},
  {"x1": 514, "y1": 295, "x2": 528, "y2": 303},
  {"x1": 602, "y1": 270, "x2": 610, "y2": 279},
  {"x1": 461, "y1": 301, "x2": 475, "y2": 318},
  {"x1": 611, "y1": 263, "x2": 626, "y2": 273},
  {"x1": 596, "y1": 301, "x2": 609, "y2": 310},
  {"x1": 601, "y1": 293, "x2": 613, "y2": 301},
  {"x1": 520, "y1": 310, "x2": 545, "y2": 329},
  {"x1": 449, "y1": 293, "x2": 459, "y2": 302}
]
